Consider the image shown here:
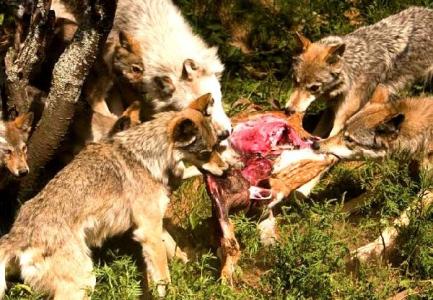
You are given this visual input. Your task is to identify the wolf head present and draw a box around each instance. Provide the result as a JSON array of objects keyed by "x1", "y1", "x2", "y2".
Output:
[
  {"x1": 286, "y1": 33, "x2": 347, "y2": 113},
  {"x1": 169, "y1": 93, "x2": 228, "y2": 176},
  {"x1": 109, "y1": 30, "x2": 231, "y2": 139},
  {"x1": 112, "y1": 31, "x2": 146, "y2": 94},
  {"x1": 146, "y1": 57, "x2": 231, "y2": 140},
  {"x1": 0, "y1": 112, "x2": 33, "y2": 177},
  {"x1": 316, "y1": 85, "x2": 405, "y2": 159}
]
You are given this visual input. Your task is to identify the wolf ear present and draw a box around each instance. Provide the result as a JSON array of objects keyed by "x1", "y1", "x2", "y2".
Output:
[
  {"x1": 108, "y1": 116, "x2": 132, "y2": 137},
  {"x1": 182, "y1": 58, "x2": 199, "y2": 81},
  {"x1": 370, "y1": 84, "x2": 390, "y2": 104},
  {"x1": 172, "y1": 117, "x2": 198, "y2": 148},
  {"x1": 119, "y1": 31, "x2": 141, "y2": 55},
  {"x1": 294, "y1": 32, "x2": 311, "y2": 51},
  {"x1": 188, "y1": 93, "x2": 214, "y2": 114},
  {"x1": 375, "y1": 113, "x2": 405, "y2": 135},
  {"x1": 122, "y1": 101, "x2": 141, "y2": 126},
  {"x1": 154, "y1": 76, "x2": 176, "y2": 98},
  {"x1": 14, "y1": 112, "x2": 34, "y2": 133},
  {"x1": 325, "y1": 43, "x2": 345, "y2": 64}
]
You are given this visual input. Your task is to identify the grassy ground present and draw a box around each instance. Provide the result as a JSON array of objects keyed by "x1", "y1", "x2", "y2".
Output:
[{"x1": 5, "y1": 0, "x2": 433, "y2": 299}]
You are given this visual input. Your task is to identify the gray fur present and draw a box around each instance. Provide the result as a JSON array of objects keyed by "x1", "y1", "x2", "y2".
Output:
[
  {"x1": 323, "y1": 7, "x2": 433, "y2": 96},
  {"x1": 291, "y1": 7, "x2": 433, "y2": 136},
  {"x1": 0, "y1": 107, "x2": 222, "y2": 299}
]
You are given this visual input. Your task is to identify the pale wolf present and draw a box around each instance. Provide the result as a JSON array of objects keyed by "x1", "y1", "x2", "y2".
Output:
[
  {"x1": 0, "y1": 113, "x2": 33, "y2": 178},
  {"x1": 0, "y1": 94, "x2": 226, "y2": 299},
  {"x1": 286, "y1": 7, "x2": 433, "y2": 137},
  {"x1": 51, "y1": 0, "x2": 232, "y2": 138}
]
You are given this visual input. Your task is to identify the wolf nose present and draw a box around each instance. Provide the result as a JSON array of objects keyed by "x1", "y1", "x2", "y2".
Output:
[
  {"x1": 311, "y1": 140, "x2": 320, "y2": 151},
  {"x1": 218, "y1": 129, "x2": 230, "y2": 141},
  {"x1": 284, "y1": 107, "x2": 295, "y2": 115},
  {"x1": 17, "y1": 169, "x2": 29, "y2": 177}
]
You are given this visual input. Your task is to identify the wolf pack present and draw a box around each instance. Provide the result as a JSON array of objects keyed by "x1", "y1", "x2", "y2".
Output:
[{"x1": 1, "y1": 1, "x2": 433, "y2": 298}]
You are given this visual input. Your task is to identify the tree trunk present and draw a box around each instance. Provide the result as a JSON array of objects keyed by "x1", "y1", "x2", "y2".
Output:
[
  {"x1": 5, "y1": 0, "x2": 54, "y2": 114},
  {"x1": 18, "y1": 0, "x2": 117, "y2": 199}
]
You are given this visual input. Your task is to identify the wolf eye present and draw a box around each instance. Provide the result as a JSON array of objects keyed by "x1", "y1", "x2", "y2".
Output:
[
  {"x1": 307, "y1": 83, "x2": 321, "y2": 93},
  {"x1": 4, "y1": 149, "x2": 12, "y2": 155},
  {"x1": 131, "y1": 64, "x2": 143, "y2": 74},
  {"x1": 22, "y1": 145, "x2": 27, "y2": 153},
  {"x1": 344, "y1": 135, "x2": 354, "y2": 143}
]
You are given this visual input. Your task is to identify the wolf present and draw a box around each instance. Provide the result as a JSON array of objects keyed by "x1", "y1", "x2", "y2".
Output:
[
  {"x1": 0, "y1": 113, "x2": 33, "y2": 178},
  {"x1": 315, "y1": 85, "x2": 433, "y2": 261},
  {"x1": 51, "y1": 0, "x2": 232, "y2": 138},
  {"x1": 286, "y1": 7, "x2": 433, "y2": 137},
  {"x1": 315, "y1": 85, "x2": 433, "y2": 166},
  {"x1": 82, "y1": 30, "x2": 146, "y2": 118},
  {"x1": 0, "y1": 94, "x2": 227, "y2": 299}
]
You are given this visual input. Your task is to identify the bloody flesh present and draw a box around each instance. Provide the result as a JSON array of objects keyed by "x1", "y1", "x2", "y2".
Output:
[{"x1": 206, "y1": 114, "x2": 314, "y2": 207}]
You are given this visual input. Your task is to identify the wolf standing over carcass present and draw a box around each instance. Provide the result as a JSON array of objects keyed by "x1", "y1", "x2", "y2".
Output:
[
  {"x1": 0, "y1": 95, "x2": 227, "y2": 299},
  {"x1": 51, "y1": 0, "x2": 232, "y2": 138},
  {"x1": 286, "y1": 7, "x2": 433, "y2": 137}
]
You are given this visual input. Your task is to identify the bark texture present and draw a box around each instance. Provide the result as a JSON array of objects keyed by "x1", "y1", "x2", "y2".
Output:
[
  {"x1": 18, "y1": 0, "x2": 117, "y2": 199},
  {"x1": 5, "y1": 0, "x2": 54, "y2": 114}
]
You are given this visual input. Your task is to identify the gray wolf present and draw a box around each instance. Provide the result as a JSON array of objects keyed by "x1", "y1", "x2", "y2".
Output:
[
  {"x1": 0, "y1": 112, "x2": 33, "y2": 178},
  {"x1": 0, "y1": 94, "x2": 226, "y2": 299},
  {"x1": 286, "y1": 7, "x2": 433, "y2": 137}
]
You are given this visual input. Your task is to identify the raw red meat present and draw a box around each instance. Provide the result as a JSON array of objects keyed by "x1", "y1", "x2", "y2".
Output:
[
  {"x1": 230, "y1": 115, "x2": 312, "y2": 157},
  {"x1": 206, "y1": 113, "x2": 314, "y2": 203},
  {"x1": 240, "y1": 157, "x2": 272, "y2": 186},
  {"x1": 203, "y1": 111, "x2": 329, "y2": 282}
]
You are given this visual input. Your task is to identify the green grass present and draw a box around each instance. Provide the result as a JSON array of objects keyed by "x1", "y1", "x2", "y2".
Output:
[{"x1": 6, "y1": 155, "x2": 433, "y2": 299}]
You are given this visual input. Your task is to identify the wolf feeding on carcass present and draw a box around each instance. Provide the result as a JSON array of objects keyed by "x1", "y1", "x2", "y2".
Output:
[{"x1": 205, "y1": 111, "x2": 337, "y2": 281}]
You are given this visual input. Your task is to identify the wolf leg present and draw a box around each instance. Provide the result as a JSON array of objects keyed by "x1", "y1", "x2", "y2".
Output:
[
  {"x1": 329, "y1": 88, "x2": 364, "y2": 137},
  {"x1": 133, "y1": 218, "x2": 170, "y2": 297},
  {"x1": 312, "y1": 108, "x2": 334, "y2": 138},
  {"x1": 162, "y1": 229, "x2": 189, "y2": 263},
  {"x1": 19, "y1": 246, "x2": 95, "y2": 300}
]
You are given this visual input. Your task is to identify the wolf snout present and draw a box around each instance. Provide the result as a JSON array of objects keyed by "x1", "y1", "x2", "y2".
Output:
[{"x1": 16, "y1": 168, "x2": 29, "y2": 178}]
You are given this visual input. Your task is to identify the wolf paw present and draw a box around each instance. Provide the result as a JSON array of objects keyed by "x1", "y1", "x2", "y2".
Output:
[
  {"x1": 156, "y1": 282, "x2": 168, "y2": 298},
  {"x1": 174, "y1": 247, "x2": 189, "y2": 264}
]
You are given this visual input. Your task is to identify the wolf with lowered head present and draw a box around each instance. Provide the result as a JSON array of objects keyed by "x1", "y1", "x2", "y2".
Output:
[
  {"x1": 315, "y1": 85, "x2": 433, "y2": 261},
  {"x1": 0, "y1": 94, "x2": 226, "y2": 299},
  {"x1": 287, "y1": 7, "x2": 433, "y2": 137},
  {"x1": 316, "y1": 85, "x2": 433, "y2": 168}
]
